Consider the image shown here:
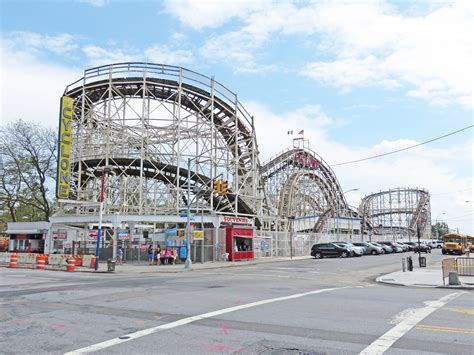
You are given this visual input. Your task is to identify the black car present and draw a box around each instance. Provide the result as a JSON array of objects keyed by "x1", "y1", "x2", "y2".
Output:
[
  {"x1": 412, "y1": 242, "x2": 431, "y2": 253},
  {"x1": 311, "y1": 243, "x2": 352, "y2": 259}
]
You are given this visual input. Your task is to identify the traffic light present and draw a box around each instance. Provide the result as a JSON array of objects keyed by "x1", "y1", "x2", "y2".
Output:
[
  {"x1": 214, "y1": 179, "x2": 222, "y2": 194},
  {"x1": 221, "y1": 179, "x2": 228, "y2": 195}
]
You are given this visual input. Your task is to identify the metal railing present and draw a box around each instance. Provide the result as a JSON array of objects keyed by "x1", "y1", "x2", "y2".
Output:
[
  {"x1": 442, "y1": 258, "x2": 456, "y2": 286},
  {"x1": 456, "y1": 257, "x2": 474, "y2": 276}
]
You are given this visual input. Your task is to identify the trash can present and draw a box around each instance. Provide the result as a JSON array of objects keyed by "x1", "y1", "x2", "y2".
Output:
[
  {"x1": 407, "y1": 256, "x2": 413, "y2": 271},
  {"x1": 107, "y1": 258, "x2": 116, "y2": 272},
  {"x1": 419, "y1": 256, "x2": 426, "y2": 268}
]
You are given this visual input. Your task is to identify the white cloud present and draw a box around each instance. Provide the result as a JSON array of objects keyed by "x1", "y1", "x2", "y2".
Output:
[
  {"x1": 3, "y1": 31, "x2": 79, "y2": 55},
  {"x1": 164, "y1": 0, "x2": 267, "y2": 30},
  {"x1": 247, "y1": 101, "x2": 473, "y2": 233},
  {"x1": 145, "y1": 45, "x2": 194, "y2": 65},
  {"x1": 81, "y1": 44, "x2": 196, "y2": 68},
  {"x1": 168, "y1": 0, "x2": 473, "y2": 108},
  {"x1": 82, "y1": 45, "x2": 138, "y2": 67},
  {"x1": 0, "y1": 38, "x2": 81, "y2": 128}
]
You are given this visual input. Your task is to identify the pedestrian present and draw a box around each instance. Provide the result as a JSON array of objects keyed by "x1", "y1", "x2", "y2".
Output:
[
  {"x1": 117, "y1": 247, "x2": 123, "y2": 265},
  {"x1": 147, "y1": 245, "x2": 154, "y2": 265},
  {"x1": 155, "y1": 244, "x2": 161, "y2": 265}
]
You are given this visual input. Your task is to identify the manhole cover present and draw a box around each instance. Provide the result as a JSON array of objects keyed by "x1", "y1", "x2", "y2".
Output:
[
  {"x1": 119, "y1": 336, "x2": 130, "y2": 340},
  {"x1": 207, "y1": 285, "x2": 224, "y2": 288}
]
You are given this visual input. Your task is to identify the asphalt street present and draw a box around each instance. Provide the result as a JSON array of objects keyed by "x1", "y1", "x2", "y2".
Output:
[{"x1": 1, "y1": 250, "x2": 472, "y2": 354}]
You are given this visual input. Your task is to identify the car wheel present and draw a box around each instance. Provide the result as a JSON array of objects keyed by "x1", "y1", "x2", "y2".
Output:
[
  {"x1": 341, "y1": 251, "x2": 349, "y2": 258},
  {"x1": 437, "y1": 245, "x2": 442, "y2": 249},
  {"x1": 314, "y1": 252, "x2": 322, "y2": 259},
  {"x1": 442, "y1": 249, "x2": 446, "y2": 255},
  {"x1": 371, "y1": 250, "x2": 377, "y2": 255}
]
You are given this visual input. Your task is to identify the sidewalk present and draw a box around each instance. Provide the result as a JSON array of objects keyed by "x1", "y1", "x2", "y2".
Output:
[
  {"x1": 376, "y1": 259, "x2": 474, "y2": 289},
  {"x1": 80, "y1": 255, "x2": 312, "y2": 274}
]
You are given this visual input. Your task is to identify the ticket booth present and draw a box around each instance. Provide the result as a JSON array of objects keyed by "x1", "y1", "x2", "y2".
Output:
[{"x1": 225, "y1": 225, "x2": 254, "y2": 261}]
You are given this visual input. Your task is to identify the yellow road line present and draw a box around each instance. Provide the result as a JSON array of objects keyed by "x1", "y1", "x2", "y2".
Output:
[
  {"x1": 446, "y1": 308, "x2": 474, "y2": 315},
  {"x1": 416, "y1": 325, "x2": 474, "y2": 335}
]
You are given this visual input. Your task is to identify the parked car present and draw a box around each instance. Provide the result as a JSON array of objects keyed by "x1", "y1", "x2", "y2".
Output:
[
  {"x1": 401, "y1": 242, "x2": 415, "y2": 251},
  {"x1": 334, "y1": 242, "x2": 364, "y2": 256},
  {"x1": 377, "y1": 241, "x2": 401, "y2": 253},
  {"x1": 427, "y1": 240, "x2": 443, "y2": 249},
  {"x1": 311, "y1": 243, "x2": 352, "y2": 259},
  {"x1": 396, "y1": 242, "x2": 409, "y2": 252},
  {"x1": 353, "y1": 242, "x2": 383, "y2": 255},
  {"x1": 413, "y1": 241, "x2": 431, "y2": 253},
  {"x1": 370, "y1": 242, "x2": 391, "y2": 253}
]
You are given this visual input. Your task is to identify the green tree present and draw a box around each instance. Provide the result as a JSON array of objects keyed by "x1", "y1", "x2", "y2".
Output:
[
  {"x1": 431, "y1": 221, "x2": 450, "y2": 238},
  {"x1": 0, "y1": 119, "x2": 57, "y2": 224}
]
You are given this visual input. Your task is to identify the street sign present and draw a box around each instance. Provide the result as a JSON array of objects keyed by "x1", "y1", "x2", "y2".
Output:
[{"x1": 193, "y1": 230, "x2": 204, "y2": 240}]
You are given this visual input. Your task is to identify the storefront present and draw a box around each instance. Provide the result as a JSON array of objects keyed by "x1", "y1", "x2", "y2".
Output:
[
  {"x1": 6, "y1": 221, "x2": 51, "y2": 253},
  {"x1": 8, "y1": 233, "x2": 46, "y2": 253},
  {"x1": 225, "y1": 225, "x2": 255, "y2": 261}
]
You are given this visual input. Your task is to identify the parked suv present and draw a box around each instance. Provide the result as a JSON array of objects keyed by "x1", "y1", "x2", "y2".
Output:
[
  {"x1": 311, "y1": 243, "x2": 352, "y2": 259},
  {"x1": 413, "y1": 241, "x2": 431, "y2": 253}
]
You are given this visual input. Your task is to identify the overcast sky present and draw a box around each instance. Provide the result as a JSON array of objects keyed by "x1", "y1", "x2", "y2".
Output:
[{"x1": 1, "y1": 0, "x2": 472, "y2": 233}]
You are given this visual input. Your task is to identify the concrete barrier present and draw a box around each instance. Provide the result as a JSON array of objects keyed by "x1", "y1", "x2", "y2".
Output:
[
  {"x1": 17, "y1": 253, "x2": 37, "y2": 265},
  {"x1": 0, "y1": 252, "x2": 10, "y2": 264},
  {"x1": 47, "y1": 254, "x2": 69, "y2": 269},
  {"x1": 82, "y1": 255, "x2": 96, "y2": 268}
]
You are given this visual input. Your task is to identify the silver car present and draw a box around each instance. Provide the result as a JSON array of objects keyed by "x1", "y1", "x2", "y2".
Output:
[
  {"x1": 353, "y1": 242, "x2": 383, "y2": 255},
  {"x1": 335, "y1": 242, "x2": 364, "y2": 256}
]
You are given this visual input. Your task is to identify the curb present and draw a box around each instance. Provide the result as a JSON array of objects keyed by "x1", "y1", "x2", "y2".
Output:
[{"x1": 75, "y1": 257, "x2": 313, "y2": 274}]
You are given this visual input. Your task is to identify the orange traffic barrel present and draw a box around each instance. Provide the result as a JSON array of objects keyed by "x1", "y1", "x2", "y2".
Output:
[
  {"x1": 66, "y1": 258, "x2": 76, "y2": 272},
  {"x1": 9, "y1": 253, "x2": 18, "y2": 268},
  {"x1": 74, "y1": 255, "x2": 83, "y2": 267},
  {"x1": 37, "y1": 255, "x2": 47, "y2": 270},
  {"x1": 36, "y1": 254, "x2": 46, "y2": 270}
]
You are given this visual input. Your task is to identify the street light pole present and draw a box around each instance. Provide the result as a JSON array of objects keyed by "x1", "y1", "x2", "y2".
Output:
[
  {"x1": 95, "y1": 167, "x2": 109, "y2": 271},
  {"x1": 185, "y1": 158, "x2": 192, "y2": 268}
]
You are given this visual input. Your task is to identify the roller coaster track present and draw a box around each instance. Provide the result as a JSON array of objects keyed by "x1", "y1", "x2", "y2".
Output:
[
  {"x1": 63, "y1": 63, "x2": 260, "y2": 219},
  {"x1": 65, "y1": 64, "x2": 256, "y2": 176},
  {"x1": 71, "y1": 158, "x2": 260, "y2": 225},
  {"x1": 261, "y1": 147, "x2": 349, "y2": 230},
  {"x1": 359, "y1": 188, "x2": 431, "y2": 237}
]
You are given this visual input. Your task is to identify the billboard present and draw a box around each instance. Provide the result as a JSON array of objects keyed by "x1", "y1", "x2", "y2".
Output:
[{"x1": 56, "y1": 96, "x2": 74, "y2": 199}]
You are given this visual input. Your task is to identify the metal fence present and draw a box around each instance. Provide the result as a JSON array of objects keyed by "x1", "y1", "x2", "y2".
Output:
[
  {"x1": 456, "y1": 257, "x2": 474, "y2": 276},
  {"x1": 442, "y1": 258, "x2": 456, "y2": 285}
]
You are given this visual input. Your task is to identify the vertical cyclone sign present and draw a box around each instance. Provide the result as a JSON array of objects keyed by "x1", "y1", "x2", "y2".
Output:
[{"x1": 56, "y1": 96, "x2": 74, "y2": 199}]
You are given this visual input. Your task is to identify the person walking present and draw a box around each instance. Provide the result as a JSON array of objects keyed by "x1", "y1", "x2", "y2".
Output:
[
  {"x1": 147, "y1": 245, "x2": 154, "y2": 265},
  {"x1": 117, "y1": 247, "x2": 123, "y2": 265}
]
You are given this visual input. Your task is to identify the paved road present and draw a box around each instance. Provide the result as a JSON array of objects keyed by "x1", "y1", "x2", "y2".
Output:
[{"x1": 1, "y1": 250, "x2": 472, "y2": 354}]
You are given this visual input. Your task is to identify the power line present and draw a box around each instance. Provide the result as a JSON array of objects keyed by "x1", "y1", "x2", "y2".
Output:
[{"x1": 331, "y1": 124, "x2": 473, "y2": 167}]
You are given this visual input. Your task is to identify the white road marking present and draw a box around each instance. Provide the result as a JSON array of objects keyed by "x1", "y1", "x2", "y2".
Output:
[
  {"x1": 64, "y1": 286, "x2": 352, "y2": 354},
  {"x1": 360, "y1": 292, "x2": 464, "y2": 355}
]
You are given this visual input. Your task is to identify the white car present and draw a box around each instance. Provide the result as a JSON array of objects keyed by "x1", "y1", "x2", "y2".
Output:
[
  {"x1": 427, "y1": 240, "x2": 443, "y2": 249},
  {"x1": 335, "y1": 242, "x2": 364, "y2": 257}
]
